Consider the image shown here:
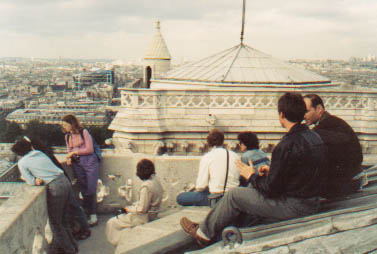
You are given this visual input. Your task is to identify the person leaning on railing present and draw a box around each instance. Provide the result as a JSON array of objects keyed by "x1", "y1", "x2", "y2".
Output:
[{"x1": 11, "y1": 136, "x2": 78, "y2": 254}]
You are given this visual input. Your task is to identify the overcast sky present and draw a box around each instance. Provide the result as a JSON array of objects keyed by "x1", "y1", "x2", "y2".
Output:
[{"x1": 0, "y1": 0, "x2": 376, "y2": 62}]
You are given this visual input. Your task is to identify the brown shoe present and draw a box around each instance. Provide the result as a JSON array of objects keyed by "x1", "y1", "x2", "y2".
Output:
[{"x1": 180, "y1": 217, "x2": 211, "y2": 247}]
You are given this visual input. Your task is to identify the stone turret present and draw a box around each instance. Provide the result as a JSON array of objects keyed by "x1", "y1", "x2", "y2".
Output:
[{"x1": 143, "y1": 21, "x2": 171, "y2": 88}]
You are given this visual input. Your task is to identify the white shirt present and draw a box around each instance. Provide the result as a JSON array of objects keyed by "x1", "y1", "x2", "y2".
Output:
[{"x1": 195, "y1": 147, "x2": 240, "y2": 193}]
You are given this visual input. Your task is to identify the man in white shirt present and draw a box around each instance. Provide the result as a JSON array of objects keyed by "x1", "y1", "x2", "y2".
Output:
[{"x1": 176, "y1": 129, "x2": 240, "y2": 206}]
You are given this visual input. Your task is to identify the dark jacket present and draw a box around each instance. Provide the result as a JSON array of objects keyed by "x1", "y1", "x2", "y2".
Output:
[
  {"x1": 313, "y1": 111, "x2": 363, "y2": 197},
  {"x1": 250, "y1": 123, "x2": 327, "y2": 199}
]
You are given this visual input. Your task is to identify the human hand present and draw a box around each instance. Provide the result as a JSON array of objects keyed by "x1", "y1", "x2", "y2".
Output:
[
  {"x1": 67, "y1": 151, "x2": 76, "y2": 159},
  {"x1": 67, "y1": 158, "x2": 72, "y2": 166},
  {"x1": 236, "y1": 159, "x2": 255, "y2": 180},
  {"x1": 258, "y1": 165, "x2": 270, "y2": 176},
  {"x1": 35, "y1": 178, "x2": 44, "y2": 186},
  {"x1": 187, "y1": 183, "x2": 196, "y2": 192}
]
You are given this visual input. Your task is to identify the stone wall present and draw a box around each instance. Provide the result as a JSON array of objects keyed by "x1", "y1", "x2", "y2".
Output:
[
  {"x1": 0, "y1": 183, "x2": 48, "y2": 254},
  {"x1": 95, "y1": 152, "x2": 200, "y2": 213}
]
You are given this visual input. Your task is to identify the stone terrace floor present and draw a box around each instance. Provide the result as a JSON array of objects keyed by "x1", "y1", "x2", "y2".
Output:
[
  {"x1": 77, "y1": 207, "x2": 207, "y2": 254},
  {"x1": 78, "y1": 214, "x2": 115, "y2": 254}
]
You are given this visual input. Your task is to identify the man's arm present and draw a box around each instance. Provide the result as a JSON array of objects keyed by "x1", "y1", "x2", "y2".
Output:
[{"x1": 250, "y1": 145, "x2": 288, "y2": 197}]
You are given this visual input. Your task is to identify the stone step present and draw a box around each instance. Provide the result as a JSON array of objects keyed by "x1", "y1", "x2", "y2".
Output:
[{"x1": 115, "y1": 207, "x2": 210, "y2": 254}]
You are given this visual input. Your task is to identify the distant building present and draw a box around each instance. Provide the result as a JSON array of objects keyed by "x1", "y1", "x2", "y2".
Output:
[
  {"x1": 0, "y1": 99, "x2": 24, "y2": 115},
  {"x1": 73, "y1": 70, "x2": 114, "y2": 89},
  {"x1": 6, "y1": 101, "x2": 109, "y2": 127}
]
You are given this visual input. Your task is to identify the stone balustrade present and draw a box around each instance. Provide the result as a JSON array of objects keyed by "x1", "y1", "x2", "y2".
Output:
[{"x1": 110, "y1": 88, "x2": 377, "y2": 161}]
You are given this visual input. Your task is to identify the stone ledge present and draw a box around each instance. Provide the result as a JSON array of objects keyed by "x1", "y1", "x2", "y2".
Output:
[{"x1": 115, "y1": 207, "x2": 210, "y2": 254}]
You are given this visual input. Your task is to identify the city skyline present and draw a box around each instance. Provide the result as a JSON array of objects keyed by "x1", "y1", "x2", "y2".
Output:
[{"x1": 0, "y1": 0, "x2": 376, "y2": 62}]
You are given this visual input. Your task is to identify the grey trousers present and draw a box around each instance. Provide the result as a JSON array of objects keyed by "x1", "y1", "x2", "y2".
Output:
[
  {"x1": 47, "y1": 175, "x2": 78, "y2": 254},
  {"x1": 200, "y1": 187, "x2": 319, "y2": 239}
]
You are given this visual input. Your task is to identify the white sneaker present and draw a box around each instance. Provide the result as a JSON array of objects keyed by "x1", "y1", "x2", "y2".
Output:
[{"x1": 88, "y1": 214, "x2": 98, "y2": 227}]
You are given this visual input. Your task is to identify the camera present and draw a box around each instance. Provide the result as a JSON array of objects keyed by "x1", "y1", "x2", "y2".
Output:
[
  {"x1": 115, "y1": 208, "x2": 128, "y2": 218},
  {"x1": 71, "y1": 154, "x2": 80, "y2": 163}
]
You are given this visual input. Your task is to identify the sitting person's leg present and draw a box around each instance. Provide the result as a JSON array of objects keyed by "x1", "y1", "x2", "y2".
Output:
[
  {"x1": 183, "y1": 187, "x2": 319, "y2": 242},
  {"x1": 176, "y1": 189, "x2": 210, "y2": 206},
  {"x1": 70, "y1": 196, "x2": 91, "y2": 240}
]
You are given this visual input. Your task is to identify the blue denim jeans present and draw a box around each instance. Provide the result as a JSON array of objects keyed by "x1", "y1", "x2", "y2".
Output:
[{"x1": 176, "y1": 189, "x2": 210, "y2": 206}]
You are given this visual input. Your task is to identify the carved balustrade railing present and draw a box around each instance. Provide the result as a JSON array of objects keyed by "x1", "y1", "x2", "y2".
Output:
[{"x1": 120, "y1": 88, "x2": 377, "y2": 112}]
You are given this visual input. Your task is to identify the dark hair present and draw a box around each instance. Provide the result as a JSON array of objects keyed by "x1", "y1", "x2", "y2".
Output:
[
  {"x1": 11, "y1": 136, "x2": 64, "y2": 170},
  {"x1": 206, "y1": 129, "x2": 224, "y2": 147},
  {"x1": 303, "y1": 94, "x2": 325, "y2": 109},
  {"x1": 136, "y1": 159, "x2": 155, "y2": 180},
  {"x1": 62, "y1": 114, "x2": 82, "y2": 133},
  {"x1": 238, "y1": 132, "x2": 259, "y2": 150},
  {"x1": 11, "y1": 138, "x2": 33, "y2": 156},
  {"x1": 278, "y1": 92, "x2": 306, "y2": 123}
]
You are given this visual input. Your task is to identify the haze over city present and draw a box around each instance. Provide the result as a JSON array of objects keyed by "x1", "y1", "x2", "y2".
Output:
[{"x1": 1, "y1": 0, "x2": 376, "y2": 62}]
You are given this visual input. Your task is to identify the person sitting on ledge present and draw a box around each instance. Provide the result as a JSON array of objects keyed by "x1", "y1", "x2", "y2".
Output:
[
  {"x1": 106, "y1": 159, "x2": 163, "y2": 246},
  {"x1": 237, "y1": 131, "x2": 270, "y2": 187},
  {"x1": 303, "y1": 94, "x2": 363, "y2": 198},
  {"x1": 179, "y1": 92, "x2": 327, "y2": 247},
  {"x1": 176, "y1": 129, "x2": 240, "y2": 206}
]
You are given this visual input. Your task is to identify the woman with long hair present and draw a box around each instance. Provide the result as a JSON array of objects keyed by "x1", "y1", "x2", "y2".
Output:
[
  {"x1": 12, "y1": 137, "x2": 78, "y2": 254},
  {"x1": 61, "y1": 114, "x2": 99, "y2": 226}
]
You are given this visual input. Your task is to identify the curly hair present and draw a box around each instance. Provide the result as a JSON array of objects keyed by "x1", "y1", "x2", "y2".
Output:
[
  {"x1": 136, "y1": 159, "x2": 156, "y2": 180},
  {"x1": 206, "y1": 129, "x2": 224, "y2": 147}
]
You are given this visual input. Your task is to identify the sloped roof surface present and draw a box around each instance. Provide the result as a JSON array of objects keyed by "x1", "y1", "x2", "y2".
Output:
[
  {"x1": 163, "y1": 43, "x2": 330, "y2": 85},
  {"x1": 144, "y1": 21, "x2": 171, "y2": 60}
]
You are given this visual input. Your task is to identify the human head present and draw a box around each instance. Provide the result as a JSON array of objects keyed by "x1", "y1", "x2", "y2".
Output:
[
  {"x1": 61, "y1": 114, "x2": 81, "y2": 133},
  {"x1": 11, "y1": 137, "x2": 33, "y2": 156},
  {"x1": 277, "y1": 92, "x2": 306, "y2": 124},
  {"x1": 303, "y1": 94, "x2": 325, "y2": 126},
  {"x1": 206, "y1": 129, "x2": 224, "y2": 147},
  {"x1": 237, "y1": 132, "x2": 259, "y2": 152},
  {"x1": 136, "y1": 159, "x2": 156, "y2": 180}
]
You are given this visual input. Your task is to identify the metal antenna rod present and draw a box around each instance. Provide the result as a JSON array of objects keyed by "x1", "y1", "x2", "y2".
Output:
[{"x1": 240, "y1": 0, "x2": 246, "y2": 43}]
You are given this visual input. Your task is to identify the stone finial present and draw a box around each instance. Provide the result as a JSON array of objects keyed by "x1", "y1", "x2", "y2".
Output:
[
  {"x1": 198, "y1": 142, "x2": 206, "y2": 153},
  {"x1": 154, "y1": 141, "x2": 165, "y2": 155},
  {"x1": 97, "y1": 179, "x2": 109, "y2": 203},
  {"x1": 125, "y1": 141, "x2": 134, "y2": 151},
  {"x1": 166, "y1": 142, "x2": 175, "y2": 153},
  {"x1": 182, "y1": 141, "x2": 190, "y2": 153}
]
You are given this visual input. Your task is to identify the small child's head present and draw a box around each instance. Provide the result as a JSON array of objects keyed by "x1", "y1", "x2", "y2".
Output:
[
  {"x1": 136, "y1": 159, "x2": 156, "y2": 180},
  {"x1": 237, "y1": 132, "x2": 259, "y2": 152}
]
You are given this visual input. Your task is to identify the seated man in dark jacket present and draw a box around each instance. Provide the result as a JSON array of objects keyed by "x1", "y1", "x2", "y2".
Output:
[
  {"x1": 304, "y1": 94, "x2": 363, "y2": 198},
  {"x1": 180, "y1": 92, "x2": 327, "y2": 246}
]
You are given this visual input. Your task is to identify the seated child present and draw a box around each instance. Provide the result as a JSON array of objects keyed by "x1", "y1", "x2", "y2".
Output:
[
  {"x1": 106, "y1": 159, "x2": 163, "y2": 246},
  {"x1": 238, "y1": 131, "x2": 270, "y2": 187}
]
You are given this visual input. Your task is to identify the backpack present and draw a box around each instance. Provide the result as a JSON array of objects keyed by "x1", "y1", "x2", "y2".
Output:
[{"x1": 65, "y1": 129, "x2": 102, "y2": 161}]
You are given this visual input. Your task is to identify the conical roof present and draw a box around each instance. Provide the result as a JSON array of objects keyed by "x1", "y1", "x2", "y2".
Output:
[
  {"x1": 144, "y1": 21, "x2": 171, "y2": 60},
  {"x1": 162, "y1": 43, "x2": 330, "y2": 85}
]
